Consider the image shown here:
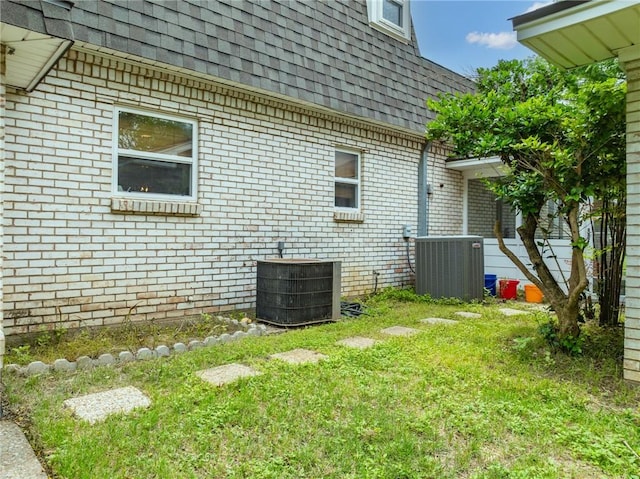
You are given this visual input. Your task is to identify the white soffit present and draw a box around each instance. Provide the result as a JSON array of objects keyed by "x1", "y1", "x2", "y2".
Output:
[
  {"x1": 1, "y1": 23, "x2": 72, "y2": 91},
  {"x1": 515, "y1": 1, "x2": 640, "y2": 69}
]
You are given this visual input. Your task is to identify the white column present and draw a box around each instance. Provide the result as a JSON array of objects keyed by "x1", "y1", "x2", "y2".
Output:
[
  {"x1": 620, "y1": 45, "x2": 640, "y2": 384},
  {"x1": 0, "y1": 44, "x2": 6, "y2": 375}
]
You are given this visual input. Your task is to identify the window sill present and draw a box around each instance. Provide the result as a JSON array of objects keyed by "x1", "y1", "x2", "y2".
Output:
[
  {"x1": 369, "y1": 21, "x2": 410, "y2": 43},
  {"x1": 111, "y1": 197, "x2": 201, "y2": 216},
  {"x1": 334, "y1": 211, "x2": 365, "y2": 223}
]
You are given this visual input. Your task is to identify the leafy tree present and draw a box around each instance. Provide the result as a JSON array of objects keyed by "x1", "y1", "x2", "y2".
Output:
[{"x1": 426, "y1": 58, "x2": 626, "y2": 342}]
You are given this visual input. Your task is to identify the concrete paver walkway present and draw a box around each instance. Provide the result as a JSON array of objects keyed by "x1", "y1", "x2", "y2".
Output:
[
  {"x1": 2, "y1": 319, "x2": 484, "y2": 474},
  {"x1": 420, "y1": 317, "x2": 459, "y2": 325},
  {"x1": 0, "y1": 421, "x2": 47, "y2": 479},
  {"x1": 455, "y1": 311, "x2": 481, "y2": 319},
  {"x1": 63, "y1": 386, "x2": 151, "y2": 424},
  {"x1": 336, "y1": 336, "x2": 379, "y2": 349},
  {"x1": 196, "y1": 363, "x2": 261, "y2": 386},
  {"x1": 380, "y1": 326, "x2": 421, "y2": 336},
  {"x1": 269, "y1": 348, "x2": 328, "y2": 364},
  {"x1": 499, "y1": 308, "x2": 531, "y2": 316}
]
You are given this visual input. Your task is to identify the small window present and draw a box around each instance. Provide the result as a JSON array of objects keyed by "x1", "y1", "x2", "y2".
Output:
[
  {"x1": 367, "y1": 0, "x2": 411, "y2": 42},
  {"x1": 114, "y1": 107, "x2": 197, "y2": 199},
  {"x1": 383, "y1": 0, "x2": 403, "y2": 27},
  {"x1": 335, "y1": 149, "x2": 360, "y2": 211}
]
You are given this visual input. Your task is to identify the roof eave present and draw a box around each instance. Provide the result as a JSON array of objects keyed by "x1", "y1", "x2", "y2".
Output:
[
  {"x1": 512, "y1": 0, "x2": 640, "y2": 69},
  {"x1": 1, "y1": 0, "x2": 75, "y2": 91}
]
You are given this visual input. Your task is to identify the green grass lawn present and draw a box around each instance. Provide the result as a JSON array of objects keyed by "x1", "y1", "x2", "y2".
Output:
[{"x1": 4, "y1": 299, "x2": 639, "y2": 479}]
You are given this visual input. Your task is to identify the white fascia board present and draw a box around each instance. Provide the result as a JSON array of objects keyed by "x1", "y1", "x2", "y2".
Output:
[
  {"x1": 445, "y1": 156, "x2": 501, "y2": 172},
  {"x1": 515, "y1": 0, "x2": 632, "y2": 40}
]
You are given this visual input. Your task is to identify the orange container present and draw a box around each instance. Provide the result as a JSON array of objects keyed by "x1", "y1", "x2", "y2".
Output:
[
  {"x1": 524, "y1": 284, "x2": 544, "y2": 303},
  {"x1": 499, "y1": 279, "x2": 519, "y2": 300}
]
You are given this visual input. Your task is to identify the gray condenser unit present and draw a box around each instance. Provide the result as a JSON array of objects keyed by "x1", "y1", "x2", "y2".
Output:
[{"x1": 415, "y1": 236, "x2": 484, "y2": 301}]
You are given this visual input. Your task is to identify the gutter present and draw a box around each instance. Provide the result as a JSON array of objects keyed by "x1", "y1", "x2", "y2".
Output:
[{"x1": 418, "y1": 142, "x2": 430, "y2": 237}]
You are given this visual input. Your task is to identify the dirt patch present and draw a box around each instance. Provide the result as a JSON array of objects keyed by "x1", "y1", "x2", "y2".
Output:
[{"x1": 4, "y1": 314, "x2": 249, "y2": 365}]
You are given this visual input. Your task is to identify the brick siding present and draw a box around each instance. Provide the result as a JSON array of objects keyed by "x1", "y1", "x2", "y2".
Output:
[{"x1": 3, "y1": 50, "x2": 462, "y2": 334}]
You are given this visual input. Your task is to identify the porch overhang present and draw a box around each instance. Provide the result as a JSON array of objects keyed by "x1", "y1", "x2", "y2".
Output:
[
  {"x1": 0, "y1": 0, "x2": 75, "y2": 92},
  {"x1": 445, "y1": 156, "x2": 501, "y2": 171},
  {"x1": 512, "y1": 0, "x2": 640, "y2": 69},
  {"x1": 445, "y1": 156, "x2": 505, "y2": 175}
]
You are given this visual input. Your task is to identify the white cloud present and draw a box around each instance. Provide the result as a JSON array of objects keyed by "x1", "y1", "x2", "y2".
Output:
[
  {"x1": 465, "y1": 31, "x2": 518, "y2": 50},
  {"x1": 524, "y1": 2, "x2": 553, "y2": 14}
]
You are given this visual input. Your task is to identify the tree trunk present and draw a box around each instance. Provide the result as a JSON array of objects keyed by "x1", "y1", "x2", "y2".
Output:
[
  {"x1": 494, "y1": 202, "x2": 588, "y2": 340},
  {"x1": 596, "y1": 196, "x2": 626, "y2": 327}
]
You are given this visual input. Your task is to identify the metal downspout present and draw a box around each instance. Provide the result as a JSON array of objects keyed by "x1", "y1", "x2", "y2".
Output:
[{"x1": 418, "y1": 142, "x2": 430, "y2": 237}]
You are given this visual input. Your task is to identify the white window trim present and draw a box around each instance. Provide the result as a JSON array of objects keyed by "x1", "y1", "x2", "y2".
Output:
[
  {"x1": 366, "y1": 0, "x2": 411, "y2": 43},
  {"x1": 334, "y1": 148, "x2": 361, "y2": 213},
  {"x1": 112, "y1": 106, "x2": 198, "y2": 201}
]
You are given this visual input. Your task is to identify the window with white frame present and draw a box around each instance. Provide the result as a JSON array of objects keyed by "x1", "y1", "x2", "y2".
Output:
[
  {"x1": 335, "y1": 149, "x2": 360, "y2": 210},
  {"x1": 114, "y1": 107, "x2": 197, "y2": 199},
  {"x1": 367, "y1": 0, "x2": 411, "y2": 42}
]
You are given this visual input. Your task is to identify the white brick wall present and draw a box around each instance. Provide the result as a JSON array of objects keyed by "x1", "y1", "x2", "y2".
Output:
[{"x1": 3, "y1": 50, "x2": 463, "y2": 334}]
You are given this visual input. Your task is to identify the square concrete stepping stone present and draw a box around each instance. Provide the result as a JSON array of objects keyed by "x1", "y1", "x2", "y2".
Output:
[
  {"x1": 499, "y1": 308, "x2": 531, "y2": 316},
  {"x1": 196, "y1": 363, "x2": 261, "y2": 386},
  {"x1": 455, "y1": 311, "x2": 482, "y2": 319},
  {"x1": 336, "y1": 336, "x2": 379, "y2": 349},
  {"x1": 380, "y1": 326, "x2": 421, "y2": 336},
  {"x1": 63, "y1": 386, "x2": 151, "y2": 424},
  {"x1": 269, "y1": 348, "x2": 328, "y2": 364},
  {"x1": 420, "y1": 317, "x2": 459, "y2": 325}
]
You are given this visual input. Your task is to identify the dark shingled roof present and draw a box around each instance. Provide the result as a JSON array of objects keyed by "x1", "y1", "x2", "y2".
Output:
[
  {"x1": 1, "y1": 0, "x2": 75, "y2": 40},
  {"x1": 5, "y1": 0, "x2": 475, "y2": 134}
]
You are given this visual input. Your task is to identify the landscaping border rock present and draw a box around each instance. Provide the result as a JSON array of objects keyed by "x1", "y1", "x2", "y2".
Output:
[{"x1": 4, "y1": 318, "x2": 269, "y2": 377}]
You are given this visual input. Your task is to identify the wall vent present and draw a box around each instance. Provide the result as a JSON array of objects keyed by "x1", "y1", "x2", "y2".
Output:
[
  {"x1": 256, "y1": 259, "x2": 341, "y2": 326},
  {"x1": 415, "y1": 236, "x2": 484, "y2": 301}
]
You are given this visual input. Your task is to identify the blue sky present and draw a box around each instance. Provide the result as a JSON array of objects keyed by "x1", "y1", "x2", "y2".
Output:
[{"x1": 410, "y1": 1, "x2": 550, "y2": 75}]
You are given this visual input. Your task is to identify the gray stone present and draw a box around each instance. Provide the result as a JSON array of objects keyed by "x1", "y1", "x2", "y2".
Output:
[
  {"x1": 455, "y1": 311, "x2": 482, "y2": 319},
  {"x1": 499, "y1": 308, "x2": 531, "y2": 317},
  {"x1": 196, "y1": 363, "x2": 262, "y2": 386},
  {"x1": 0, "y1": 421, "x2": 48, "y2": 478},
  {"x1": 232, "y1": 330, "x2": 248, "y2": 340},
  {"x1": 247, "y1": 328, "x2": 261, "y2": 337},
  {"x1": 4, "y1": 364, "x2": 22, "y2": 375},
  {"x1": 76, "y1": 355, "x2": 94, "y2": 370},
  {"x1": 230, "y1": 319, "x2": 240, "y2": 326},
  {"x1": 95, "y1": 353, "x2": 116, "y2": 366},
  {"x1": 25, "y1": 361, "x2": 49, "y2": 376},
  {"x1": 420, "y1": 317, "x2": 459, "y2": 325},
  {"x1": 53, "y1": 358, "x2": 77, "y2": 373},
  {"x1": 336, "y1": 336, "x2": 379, "y2": 349},
  {"x1": 380, "y1": 326, "x2": 422, "y2": 337},
  {"x1": 63, "y1": 386, "x2": 151, "y2": 424},
  {"x1": 188, "y1": 340, "x2": 204, "y2": 350},
  {"x1": 257, "y1": 324, "x2": 267, "y2": 331},
  {"x1": 155, "y1": 345, "x2": 171, "y2": 357},
  {"x1": 269, "y1": 348, "x2": 328, "y2": 364},
  {"x1": 136, "y1": 348, "x2": 155, "y2": 360},
  {"x1": 173, "y1": 342, "x2": 188, "y2": 353},
  {"x1": 218, "y1": 333, "x2": 232, "y2": 344},
  {"x1": 118, "y1": 351, "x2": 135, "y2": 363},
  {"x1": 204, "y1": 336, "x2": 219, "y2": 346}
]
